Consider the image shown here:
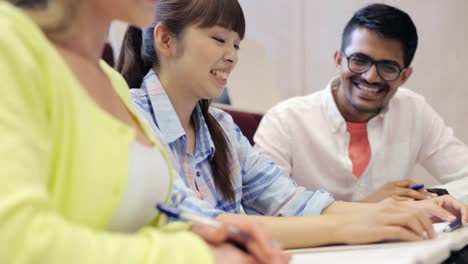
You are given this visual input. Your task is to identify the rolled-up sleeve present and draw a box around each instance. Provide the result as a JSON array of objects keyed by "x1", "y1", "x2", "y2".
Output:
[{"x1": 418, "y1": 102, "x2": 468, "y2": 202}]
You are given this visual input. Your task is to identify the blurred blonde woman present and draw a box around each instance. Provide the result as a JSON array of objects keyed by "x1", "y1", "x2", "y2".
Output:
[{"x1": 0, "y1": 0, "x2": 288, "y2": 263}]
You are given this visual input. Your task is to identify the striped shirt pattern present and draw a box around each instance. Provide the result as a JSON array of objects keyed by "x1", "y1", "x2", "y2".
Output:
[{"x1": 130, "y1": 70, "x2": 334, "y2": 218}]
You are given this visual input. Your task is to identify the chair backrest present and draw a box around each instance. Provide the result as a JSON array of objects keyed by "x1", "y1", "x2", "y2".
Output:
[
  {"x1": 215, "y1": 105, "x2": 263, "y2": 145},
  {"x1": 101, "y1": 43, "x2": 114, "y2": 67}
]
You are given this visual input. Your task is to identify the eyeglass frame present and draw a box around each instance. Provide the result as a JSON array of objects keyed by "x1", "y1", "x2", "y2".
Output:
[{"x1": 341, "y1": 51, "x2": 408, "y2": 81}]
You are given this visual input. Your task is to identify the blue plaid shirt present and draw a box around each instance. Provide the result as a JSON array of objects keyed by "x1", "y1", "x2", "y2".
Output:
[{"x1": 130, "y1": 70, "x2": 334, "y2": 217}]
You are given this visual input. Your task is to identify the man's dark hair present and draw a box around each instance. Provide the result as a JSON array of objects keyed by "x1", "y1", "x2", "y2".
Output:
[{"x1": 341, "y1": 3, "x2": 418, "y2": 67}]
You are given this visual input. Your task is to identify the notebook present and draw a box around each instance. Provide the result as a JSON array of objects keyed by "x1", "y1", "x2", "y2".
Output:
[{"x1": 289, "y1": 224, "x2": 468, "y2": 264}]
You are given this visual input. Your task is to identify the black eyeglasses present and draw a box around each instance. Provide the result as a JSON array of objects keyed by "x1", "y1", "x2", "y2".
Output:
[{"x1": 342, "y1": 51, "x2": 407, "y2": 81}]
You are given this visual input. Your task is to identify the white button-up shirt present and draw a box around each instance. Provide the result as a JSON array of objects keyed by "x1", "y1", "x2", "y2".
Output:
[{"x1": 254, "y1": 77, "x2": 468, "y2": 202}]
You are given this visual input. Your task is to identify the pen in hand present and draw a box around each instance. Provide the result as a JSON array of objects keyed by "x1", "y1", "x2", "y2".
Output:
[
  {"x1": 410, "y1": 183, "x2": 438, "y2": 199},
  {"x1": 445, "y1": 218, "x2": 462, "y2": 232},
  {"x1": 410, "y1": 183, "x2": 424, "y2": 191},
  {"x1": 156, "y1": 203, "x2": 253, "y2": 250}
]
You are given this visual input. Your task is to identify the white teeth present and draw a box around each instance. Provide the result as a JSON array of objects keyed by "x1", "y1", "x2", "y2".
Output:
[
  {"x1": 357, "y1": 84, "x2": 380, "y2": 93},
  {"x1": 211, "y1": 70, "x2": 229, "y2": 80}
]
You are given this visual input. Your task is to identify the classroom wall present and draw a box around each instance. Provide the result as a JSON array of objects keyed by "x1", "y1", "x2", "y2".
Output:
[
  {"x1": 237, "y1": 0, "x2": 468, "y2": 184},
  {"x1": 108, "y1": 1, "x2": 468, "y2": 185}
]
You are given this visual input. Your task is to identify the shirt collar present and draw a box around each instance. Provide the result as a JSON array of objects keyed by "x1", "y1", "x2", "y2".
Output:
[
  {"x1": 322, "y1": 76, "x2": 388, "y2": 132},
  {"x1": 140, "y1": 70, "x2": 185, "y2": 144},
  {"x1": 140, "y1": 70, "x2": 215, "y2": 159}
]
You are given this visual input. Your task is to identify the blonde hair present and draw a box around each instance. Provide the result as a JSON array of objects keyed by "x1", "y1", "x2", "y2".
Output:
[{"x1": 5, "y1": 0, "x2": 78, "y2": 34}]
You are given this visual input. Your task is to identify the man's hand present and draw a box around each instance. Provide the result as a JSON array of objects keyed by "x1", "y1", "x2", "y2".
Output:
[
  {"x1": 404, "y1": 195, "x2": 468, "y2": 223},
  {"x1": 362, "y1": 179, "x2": 434, "y2": 202}
]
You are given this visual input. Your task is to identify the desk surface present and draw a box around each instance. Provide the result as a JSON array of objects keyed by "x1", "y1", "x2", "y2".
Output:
[{"x1": 289, "y1": 226, "x2": 468, "y2": 264}]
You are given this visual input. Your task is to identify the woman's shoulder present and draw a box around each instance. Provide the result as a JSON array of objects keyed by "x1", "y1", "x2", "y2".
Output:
[
  {"x1": 208, "y1": 106, "x2": 235, "y2": 126},
  {"x1": 0, "y1": 2, "x2": 28, "y2": 25},
  {"x1": 207, "y1": 106, "x2": 246, "y2": 142},
  {"x1": 0, "y1": 3, "x2": 47, "y2": 48},
  {"x1": 0, "y1": 3, "x2": 56, "y2": 74}
]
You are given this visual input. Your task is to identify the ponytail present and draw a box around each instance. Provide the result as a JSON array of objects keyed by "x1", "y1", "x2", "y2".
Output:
[
  {"x1": 116, "y1": 0, "x2": 243, "y2": 202},
  {"x1": 199, "y1": 99, "x2": 235, "y2": 202},
  {"x1": 117, "y1": 26, "x2": 155, "y2": 88}
]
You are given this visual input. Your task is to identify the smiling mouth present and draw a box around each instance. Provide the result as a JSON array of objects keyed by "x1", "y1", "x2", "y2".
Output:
[
  {"x1": 353, "y1": 81, "x2": 387, "y2": 94},
  {"x1": 210, "y1": 69, "x2": 229, "y2": 80}
]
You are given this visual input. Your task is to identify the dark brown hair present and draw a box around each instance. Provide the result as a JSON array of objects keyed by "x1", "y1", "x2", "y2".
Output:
[
  {"x1": 117, "y1": 0, "x2": 245, "y2": 201},
  {"x1": 342, "y1": 3, "x2": 418, "y2": 68}
]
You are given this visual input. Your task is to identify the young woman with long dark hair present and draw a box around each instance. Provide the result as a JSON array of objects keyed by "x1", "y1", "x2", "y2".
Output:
[{"x1": 118, "y1": 0, "x2": 468, "y2": 249}]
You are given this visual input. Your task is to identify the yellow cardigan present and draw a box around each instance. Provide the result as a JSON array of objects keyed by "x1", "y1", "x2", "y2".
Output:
[{"x1": 0, "y1": 3, "x2": 212, "y2": 264}]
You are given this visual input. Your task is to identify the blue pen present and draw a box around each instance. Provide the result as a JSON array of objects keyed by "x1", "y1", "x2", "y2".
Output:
[
  {"x1": 156, "y1": 203, "x2": 252, "y2": 244},
  {"x1": 443, "y1": 218, "x2": 462, "y2": 232},
  {"x1": 411, "y1": 183, "x2": 424, "y2": 191}
]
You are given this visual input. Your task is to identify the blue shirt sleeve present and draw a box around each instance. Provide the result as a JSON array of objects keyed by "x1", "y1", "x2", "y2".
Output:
[
  {"x1": 213, "y1": 109, "x2": 335, "y2": 216},
  {"x1": 171, "y1": 176, "x2": 225, "y2": 218}
]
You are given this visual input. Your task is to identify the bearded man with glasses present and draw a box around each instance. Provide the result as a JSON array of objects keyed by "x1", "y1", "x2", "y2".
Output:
[{"x1": 254, "y1": 3, "x2": 468, "y2": 204}]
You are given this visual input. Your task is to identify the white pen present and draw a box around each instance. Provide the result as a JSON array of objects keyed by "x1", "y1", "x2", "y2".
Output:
[{"x1": 156, "y1": 203, "x2": 252, "y2": 244}]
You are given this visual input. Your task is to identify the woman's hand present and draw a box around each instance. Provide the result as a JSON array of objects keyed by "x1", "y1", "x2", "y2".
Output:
[
  {"x1": 191, "y1": 217, "x2": 291, "y2": 264},
  {"x1": 209, "y1": 243, "x2": 256, "y2": 264}
]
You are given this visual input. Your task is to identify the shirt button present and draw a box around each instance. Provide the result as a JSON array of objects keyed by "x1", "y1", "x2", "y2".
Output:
[{"x1": 196, "y1": 171, "x2": 201, "y2": 177}]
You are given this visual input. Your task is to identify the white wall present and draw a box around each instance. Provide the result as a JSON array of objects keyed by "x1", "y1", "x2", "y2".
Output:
[
  {"x1": 238, "y1": 0, "x2": 468, "y2": 184},
  {"x1": 108, "y1": 21, "x2": 128, "y2": 60},
  {"x1": 228, "y1": 38, "x2": 281, "y2": 113},
  {"x1": 107, "y1": 1, "x2": 468, "y2": 184}
]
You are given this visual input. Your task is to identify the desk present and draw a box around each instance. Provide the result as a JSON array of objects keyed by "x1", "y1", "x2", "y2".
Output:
[
  {"x1": 444, "y1": 244, "x2": 468, "y2": 264},
  {"x1": 289, "y1": 226, "x2": 468, "y2": 264}
]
